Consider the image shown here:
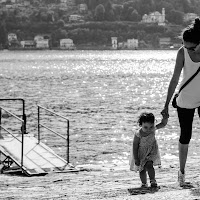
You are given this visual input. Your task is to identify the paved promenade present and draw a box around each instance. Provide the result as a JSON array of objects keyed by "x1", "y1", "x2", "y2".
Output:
[{"x1": 0, "y1": 157, "x2": 200, "y2": 200}]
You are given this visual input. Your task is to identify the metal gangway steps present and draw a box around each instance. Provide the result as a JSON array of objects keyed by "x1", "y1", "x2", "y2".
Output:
[{"x1": 0, "y1": 99, "x2": 78, "y2": 176}]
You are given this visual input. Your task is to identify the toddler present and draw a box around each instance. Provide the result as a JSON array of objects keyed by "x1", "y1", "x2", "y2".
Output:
[{"x1": 129, "y1": 112, "x2": 168, "y2": 188}]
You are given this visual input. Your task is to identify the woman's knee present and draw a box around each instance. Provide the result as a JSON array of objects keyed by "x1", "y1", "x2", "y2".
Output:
[
  {"x1": 179, "y1": 138, "x2": 190, "y2": 144},
  {"x1": 177, "y1": 107, "x2": 194, "y2": 144},
  {"x1": 179, "y1": 132, "x2": 191, "y2": 144}
]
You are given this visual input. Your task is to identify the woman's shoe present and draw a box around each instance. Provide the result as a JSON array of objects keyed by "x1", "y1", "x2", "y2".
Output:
[{"x1": 178, "y1": 170, "x2": 185, "y2": 187}]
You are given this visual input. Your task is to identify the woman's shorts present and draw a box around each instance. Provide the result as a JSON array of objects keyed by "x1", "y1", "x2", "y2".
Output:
[{"x1": 177, "y1": 106, "x2": 200, "y2": 144}]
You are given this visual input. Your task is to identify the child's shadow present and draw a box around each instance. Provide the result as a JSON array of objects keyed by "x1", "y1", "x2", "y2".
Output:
[{"x1": 128, "y1": 186, "x2": 160, "y2": 195}]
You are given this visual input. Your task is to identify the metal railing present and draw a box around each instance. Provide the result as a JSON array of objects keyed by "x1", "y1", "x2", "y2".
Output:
[
  {"x1": 0, "y1": 98, "x2": 26, "y2": 134},
  {"x1": 37, "y1": 105, "x2": 70, "y2": 163},
  {"x1": 0, "y1": 106, "x2": 25, "y2": 167}
]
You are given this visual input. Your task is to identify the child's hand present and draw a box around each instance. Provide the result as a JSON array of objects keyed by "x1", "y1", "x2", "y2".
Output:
[{"x1": 161, "y1": 117, "x2": 168, "y2": 126}]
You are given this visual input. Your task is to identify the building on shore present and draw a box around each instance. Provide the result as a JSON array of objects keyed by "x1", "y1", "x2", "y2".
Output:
[
  {"x1": 60, "y1": 38, "x2": 76, "y2": 50},
  {"x1": 127, "y1": 39, "x2": 138, "y2": 49},
  {"x1": 34, "y1": 35, "x2": 50, "y2": 49},
  {"x1": 184, "y1": 13, "x2": 199, "y2": 22},
  {"x1": 142, "y1": 8, "x2": 165, "y2": 26},
  {"x1": 69, "y1": 14, "x2": 84, "y2": 23},
  {"x1": 118, "y1": 38, "x2": 138, "y2": 50},
  {"x1": 111, "y1": 37, "x2": 118, "y2": 49},
  {"x1": 20, "y1": 40, "x2": 35, "y2": 48},
  {"x1": 159, "y1": 37, "x2": 171, "y2": 48},
  {"x1": 36, "y1": 39, "x2": 49, "y2": 49}
]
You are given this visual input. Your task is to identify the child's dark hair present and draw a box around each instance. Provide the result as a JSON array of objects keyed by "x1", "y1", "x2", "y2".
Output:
[
  {"x1": 138, "y1": 112, "x2": 155, "y2": 126},
  {"x1": 181, "y1": 17, "x2": 200, "y2": 44}
]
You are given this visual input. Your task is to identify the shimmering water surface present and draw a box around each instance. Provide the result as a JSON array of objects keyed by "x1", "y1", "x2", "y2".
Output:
[{"x1": 1, "y1": 50, "x2": 200, "y2": 168}]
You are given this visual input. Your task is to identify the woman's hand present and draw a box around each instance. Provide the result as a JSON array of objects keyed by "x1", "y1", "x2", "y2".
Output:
[{"x1": 161, "y1": 108, "x2": 169, "y2": 119}]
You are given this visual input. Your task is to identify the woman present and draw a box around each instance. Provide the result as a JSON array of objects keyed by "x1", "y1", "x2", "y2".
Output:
[{"x1": 161, "y1": 18, "x2": 200, "y2": 187}]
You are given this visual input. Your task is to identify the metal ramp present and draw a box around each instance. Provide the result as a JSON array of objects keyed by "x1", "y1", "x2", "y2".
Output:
[
  {"x1": 0, "y1": 135, "x2": 77, "y2": 176},
  {"x1": 0, "y1": 98, "x2": 79, "y2": 176}
]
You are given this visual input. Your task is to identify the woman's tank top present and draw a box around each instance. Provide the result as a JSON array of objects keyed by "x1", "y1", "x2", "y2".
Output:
[{"x1": 177, "y1": 47, "x2": 200, "y2": 108}]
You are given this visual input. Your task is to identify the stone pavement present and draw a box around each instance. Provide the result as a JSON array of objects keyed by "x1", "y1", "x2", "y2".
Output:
[{"x1": 0, "y1": 161, "x2": 200, "y2": 200}]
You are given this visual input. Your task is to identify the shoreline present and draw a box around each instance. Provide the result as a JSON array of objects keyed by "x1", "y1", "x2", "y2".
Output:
[{"x1": 1, "y1": 45, "x2": 179, "y2": 51}]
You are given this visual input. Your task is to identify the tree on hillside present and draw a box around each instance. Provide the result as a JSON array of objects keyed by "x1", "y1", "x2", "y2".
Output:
[
  {"x1": 87, "y1": 0, "x2": 99, "y2": 10},
  {"x1": 167, "y1": 9, "x2": 184, "y2": 25},
  {"x1": 104, "y1": 0, "x2": 115, "y2": 21},
  {"x1": 113, "y1": 4, "x2": 123, "y2": 20},
  {"x1": 121, "y1": 2, "x2": 130, "y2": 20},
  {"x1": 57, "y1": 19, "x2": 65, "y2": 28},
  {"x1": 105, "y1": 9, "x2": 115, "y2": 21},
  {"x1": 0, "y1": 22, "x2": 7, "y2": 48},
  {"x1": 95, "y1": 4, "x2": 105, "y2": 21},
  {"x1": 155, "y1": 1, "x2": 174, "y2": 15},
  {"x1": 138, "y1": 0, "x2": 155, "y2": 15},
  {"x1": 130, "y1": 9, "x2": 141, "y2": 22},
  {"x1": 51, "y1": 28, "x2": 68, "y2": 47}
]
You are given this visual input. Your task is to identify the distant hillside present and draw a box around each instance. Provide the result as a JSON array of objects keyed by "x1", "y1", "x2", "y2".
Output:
[{"x1": 0, "y1": 0, "x2": 198, "y2": 48}]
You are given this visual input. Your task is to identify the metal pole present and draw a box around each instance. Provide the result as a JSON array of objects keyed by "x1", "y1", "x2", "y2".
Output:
[
  {"x1": 21, "y1": 121, "x2": 24, "y2": 167},
  {"x1": 0, "y1": 99, "x2": 27, "y2": 134},
  {"x1": 22, "y1": 99, "x2": 26, "y2": 134},
  {"x1": 38, "y1": 106, "x2": 40, "y2": 143},
  {"x1": 67, "y1": 120, "x2": 69, "y2": 163},
  {"x1": 0, "y1": 108, "x2": 1, "y2": 136}
]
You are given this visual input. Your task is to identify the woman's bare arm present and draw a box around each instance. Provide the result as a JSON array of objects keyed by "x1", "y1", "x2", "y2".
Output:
[{"x1": 161, "y1": 47, "x2": 184, "y2": 116}]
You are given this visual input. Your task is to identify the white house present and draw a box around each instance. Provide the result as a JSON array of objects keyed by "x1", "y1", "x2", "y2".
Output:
[
  {"x1": 34, "y1": 35, "x2": 44, "y2": 42},
  {"x1": 60, "y1": 0, "x2": 75, "y2": 6},
  {"x1": 1, "y1": 0, "x2": 16, "y2": 2},
  {"x1": 21, "y1": 40, "x2": 35, "y2": 48},
  {"x1": 8, "y1": 33, "x2": 17, "y2": 42},
  {"x1": 79, "y1": 3, "x2": 88, "y2": 13},
  {"x1": 111, "y1": 37, "x2": 117, "y2": 49},
  {"x1": 23, "y1": 0, "x2": 30, "y2": 5},
  {"x1": 127, "y1": 39, "x2": 138, "y2": 49},
  {"x1": 184, "y1": 13, "x2": 199, "y2": 22},
  {"x1": 159, "y1": 37, "x2": 171, "y2": 48},
  {"x1": 36, "y1": 39, "x2": 49, "y2": 49},
  {"x1": 60, "y1": 38, "x2": 75, "y2": 50},
  {"x1": 142, "y1": 8, "x2": 165, "y2": 26},
  {"x1": 0, "y1": 0, "x2": 23, "y2": 3},
  {"x1": 69, "y1": 14, "x2": 83, "y2": 22}
]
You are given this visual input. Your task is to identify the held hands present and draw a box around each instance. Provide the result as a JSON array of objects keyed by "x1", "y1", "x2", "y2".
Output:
[
  {"x1": 160, "y1": 117, "x2": 168, "y2": 126},
  {"x1": 160, "y1": 108, "x2": 169, "y2": 127},
  {"x1": 161, "y1": 108, "x2": 169, "y2": 119},
  {"x1": 156, "y1": 108, "x2": 169, "y2": 129}
]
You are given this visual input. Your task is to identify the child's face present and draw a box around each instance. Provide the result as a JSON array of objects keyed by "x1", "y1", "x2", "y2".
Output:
[{"x1": 141, "y1": 122, "x2": 155, "y2": 134}]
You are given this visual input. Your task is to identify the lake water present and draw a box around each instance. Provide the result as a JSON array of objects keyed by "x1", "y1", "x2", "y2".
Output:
[{"x1": 1, "y1": 50, "x2": 200, "y2": 169}]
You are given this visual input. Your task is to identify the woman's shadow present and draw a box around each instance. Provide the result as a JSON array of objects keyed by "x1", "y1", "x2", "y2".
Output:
[{"x1": 128, "y1": 182, "x2": 195, "y2": 195}]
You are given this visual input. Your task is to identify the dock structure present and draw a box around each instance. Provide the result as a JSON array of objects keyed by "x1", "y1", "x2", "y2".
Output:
[{"x1": 0, "y1": 99, "x2": 78, "y2": 176}]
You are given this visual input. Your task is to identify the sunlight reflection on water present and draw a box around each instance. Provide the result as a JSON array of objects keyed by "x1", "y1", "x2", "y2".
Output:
[{"x1": 1, "y1": 50, "x2": 200, "y2": 168}]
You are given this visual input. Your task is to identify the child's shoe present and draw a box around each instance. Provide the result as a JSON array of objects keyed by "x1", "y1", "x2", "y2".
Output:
[
  {"x1": 141, "y1": 183, "x2": 148, "y2": 188},
  {"x1": 178, "y1": 170, "x2": 185, "y2": 187},
  {"x1": 150, "y1": 180, "x2": 157, "y2": 188},
  {"x1": 134, "y1": 165, "x2": 139, "y2": 172}
]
